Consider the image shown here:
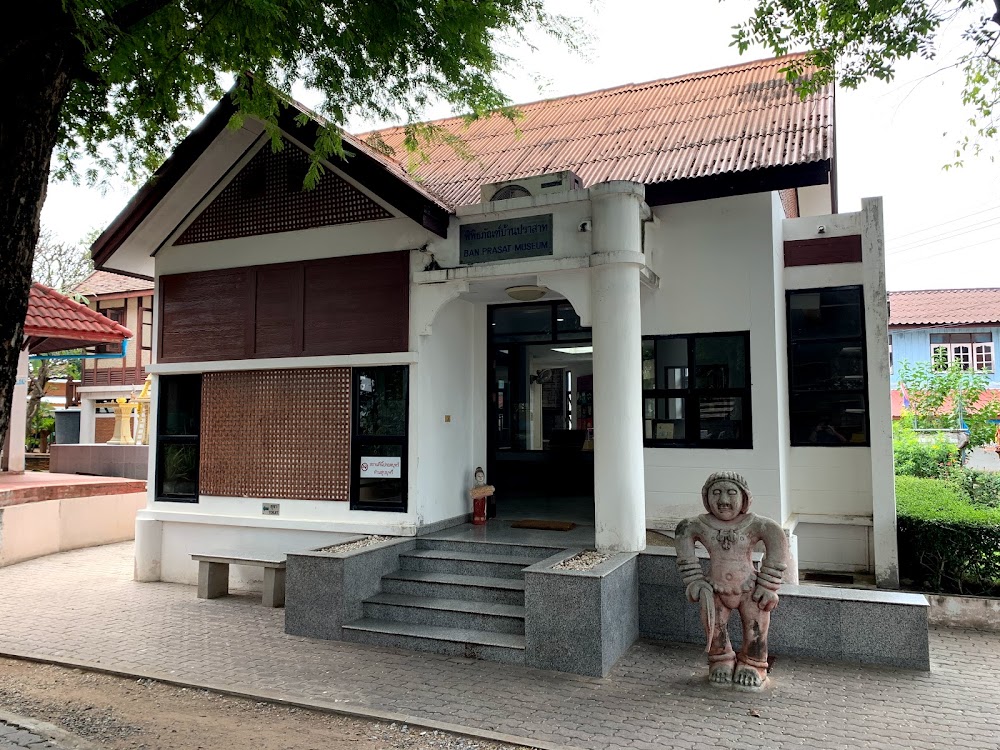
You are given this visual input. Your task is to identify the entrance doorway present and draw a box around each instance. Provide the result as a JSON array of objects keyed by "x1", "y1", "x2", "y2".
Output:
[{"x1": 488, "y1": 301, "x2": 594, "y2": 522}]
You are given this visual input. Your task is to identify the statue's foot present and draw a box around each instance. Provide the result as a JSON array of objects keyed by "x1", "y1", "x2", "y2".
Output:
[
  {"x1": 733, "y1": 663, "x2": 767, "y2": 691},
  {"x1": 708, "y1": 660, "x2": 735, "y2": 687}
]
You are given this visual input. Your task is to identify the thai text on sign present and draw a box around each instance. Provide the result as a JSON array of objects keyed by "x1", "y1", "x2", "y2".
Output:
[
  {"x1": 360, "y1": 456, "x2": 402, "y2": 479},
  {"x1": 459, "y1": 214, "x2": 553, "y2": 264}
]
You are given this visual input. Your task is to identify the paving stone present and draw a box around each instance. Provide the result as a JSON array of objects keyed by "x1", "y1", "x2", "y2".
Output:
[{"x1": 0, "y1": 542, "x2": 999, "y2": 749}]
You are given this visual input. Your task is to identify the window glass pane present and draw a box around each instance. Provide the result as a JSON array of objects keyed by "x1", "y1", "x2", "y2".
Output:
[
  {"x1": 694, "y1": 335, "x2": 746, "y2": 389},
  {"x1": 656, "y1": 338, "x2": 688, "y2": 389},
  {"x1": 929, "y1": 334, "x2": 947, "y2": 345},
  {"x1": 356, "y1": 443, "x2": 404, "y2": 509},
  {"x1": 159, "y1": 444, "x2": 198, "y2": 497},
  {"x1": 555, "y1": 303, "x2": 589, "y2": 341},
  {"x1": 357, "y1": 367, "x2": 408, "y2": 436},
  {"x1": 643, "y1": 397, "x2": 685, "y2": 441},
  {"x1": 698, "y1": 396, "x2": 746, "y2": 442},
  {"x1": 492, "y1": 304, "x2": 552, "y2": 342},
  {"x1": 642, "y1": 340, "x2": 656, "y2": 389},
  {"x1": 973, "y1": 332, "x2": 992, "y2": 343},
  {"x1": 790, "y1": 393, "x2": 867, "y2": 445},
  {"x1": 788, "y1": 287, "x2": 863, "y2": 340},
  {"x1": 790, "y1": 341, "x2": 865, "y2": 391},
  {"x1": 160, "y1": 375, "x2": 201, "y2": 436}
]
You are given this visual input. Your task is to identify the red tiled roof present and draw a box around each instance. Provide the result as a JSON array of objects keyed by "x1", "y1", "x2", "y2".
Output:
[
  {"x1": 890, "y1": 389, "x2": 1000, "y2": 420},
  {"x1": 24, "y1": 283, "x2": 133, "y2": 354},
  {"x1": 73, "y1": 270, "x2": 154, "y2": 297},
  {"x1": 358, "y1": 53, "x2": 833, "y2": 207},
  {"x1": 888, "y1": 288, "x2": 1000, "y2": 327}
]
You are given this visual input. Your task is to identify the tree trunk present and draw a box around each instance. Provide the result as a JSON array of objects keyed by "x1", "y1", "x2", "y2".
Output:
[{"x1": 0, "y1": 28, "x2": 75, "y2": 453}]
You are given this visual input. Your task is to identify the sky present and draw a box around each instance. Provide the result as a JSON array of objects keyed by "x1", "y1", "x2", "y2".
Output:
[{"x1": 40, "y1": 0, "x2": 1000, "y2": 291}]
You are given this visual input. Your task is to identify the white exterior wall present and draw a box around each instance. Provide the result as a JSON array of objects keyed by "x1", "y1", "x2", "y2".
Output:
[
  {"x1": 412, "y1": 298, "x2": 476, "y2": 528},
  {"x1": 641, "y1": 193, "x2": 787, "y2": 527}
]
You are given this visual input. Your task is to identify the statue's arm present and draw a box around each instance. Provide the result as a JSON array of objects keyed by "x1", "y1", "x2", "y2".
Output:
[
  {"x1": 675, "y1": 519, "x2": 711, "y2": 603},
  {"x1": 752, "y1": 519, "x2": 789, "y2": 611}
]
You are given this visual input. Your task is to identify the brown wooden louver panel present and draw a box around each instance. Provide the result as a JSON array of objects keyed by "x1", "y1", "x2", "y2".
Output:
[
  {"x1": 158, "y1": 250, "x2": 409, "y2": 362},
  {"x1": 784, "y1": 235, "x2": 862, "y2": 267},
  {"x1": 200, "y1": 368, "x2": 351, "y2": 501},
  {"x1": 175, "y1": 138, "x2": 392, "y2": 245}
]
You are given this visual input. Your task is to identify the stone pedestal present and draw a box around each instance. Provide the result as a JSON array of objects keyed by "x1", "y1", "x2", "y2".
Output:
[{"x1": 107, "y1": 398, "x2": 136, "y2": 445}]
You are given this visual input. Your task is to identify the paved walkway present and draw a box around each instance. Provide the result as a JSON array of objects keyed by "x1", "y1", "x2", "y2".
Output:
[{"x1": 0, "y1": 543, "x2": 998, "y2": 750}]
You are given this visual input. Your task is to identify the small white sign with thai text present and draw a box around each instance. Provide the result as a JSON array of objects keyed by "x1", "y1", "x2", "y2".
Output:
[{"x1": 360, "y1": 457, "x2": 401, "y2": 479}]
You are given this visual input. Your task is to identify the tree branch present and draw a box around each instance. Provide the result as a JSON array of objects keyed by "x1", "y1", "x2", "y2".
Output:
[{"x1": 109, "y1": 0, "x2": 175, "y2": 32}]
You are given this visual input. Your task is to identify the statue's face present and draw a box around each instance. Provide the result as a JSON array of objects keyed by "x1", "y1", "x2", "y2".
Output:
[
  {"x1": 707, "y1": 480, "x2": 743, "y2": 521},
  {"x1": 475, "y1": 470, "x2": 485, "y2": 484}
]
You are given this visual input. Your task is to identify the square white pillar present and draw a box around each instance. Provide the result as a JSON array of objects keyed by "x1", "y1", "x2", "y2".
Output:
[{"x1": 1, "y1": 349, "x2": 30, "y2": 473}]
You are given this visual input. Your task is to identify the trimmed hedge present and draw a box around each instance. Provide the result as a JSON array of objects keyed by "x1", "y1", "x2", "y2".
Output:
[
  {"x1": 896, "y1": 475, "x2": 1000, "y2": 595},
  {"x1": 893, "y1": 437, "x2": 958, "y2": 479}
]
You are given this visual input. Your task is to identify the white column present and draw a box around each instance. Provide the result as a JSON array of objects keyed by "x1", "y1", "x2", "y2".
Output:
[
  {"x1": 134, "y1": 516, "x2": 163, "y2": 581},
  {"x1": 590, "y1": 182, "x2": 647, "y2": 552},
  {"x1": 79, "y1": 397, "x2": 97, "y2": 443},
  {"x1": 862, "y1": 196, "x2": 899, "y2": 588},
  {"x1": 1, "y1": 349, "x2": 30, "y2": 473}
]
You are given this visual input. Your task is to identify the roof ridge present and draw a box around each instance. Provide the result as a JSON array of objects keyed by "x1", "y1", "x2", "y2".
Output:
[{"x1": 355, "y1": 52, "x2": 816, "y2": 139}]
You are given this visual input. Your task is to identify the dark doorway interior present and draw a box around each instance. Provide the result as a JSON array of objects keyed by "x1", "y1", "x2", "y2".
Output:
[{"x1": 488, "y1": 301, "x2": 594, "y2": 520}]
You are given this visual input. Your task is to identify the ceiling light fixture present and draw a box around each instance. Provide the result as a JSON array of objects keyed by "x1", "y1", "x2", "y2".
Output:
[
  {"x1": 551, "y1": 346, "x2": 593, "y2": 355},
  {"x1": 505, "y1": 285, "x2": 548, "y2": 302}
]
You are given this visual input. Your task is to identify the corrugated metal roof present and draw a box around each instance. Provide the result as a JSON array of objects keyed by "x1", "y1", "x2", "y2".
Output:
[
  {"x1": 25, "y1": 283, "x2": 133, "y2": 354},
  {"x1": 888, "y1": 288, "x2": 1000, "y2": 327},
  {"x1": 357, "y1": 53, "x2": 833, "y2": 207},
  {"x1": 73, "y1": 270, "x2": 154, "y2": 297}
]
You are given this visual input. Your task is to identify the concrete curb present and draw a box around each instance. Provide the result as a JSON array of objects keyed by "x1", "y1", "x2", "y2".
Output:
[
  {"x1": 0, "y1": 708, "x2": 102, "y2": 750},
  {"x1": 0, "y1": 648, "x2": 584, "y2": 750}
]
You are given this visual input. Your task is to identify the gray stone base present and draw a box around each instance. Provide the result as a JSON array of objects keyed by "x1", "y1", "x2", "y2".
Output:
[
  {"x1": 50, "y1": 444, "x2": 149, "y2": 479},
  {"x1": 523, "y1": 550, "x2": 639, "y2": 677},
  {"x1": 639, "y1": 548, "x2": 930, "y2": 671},
  {"x1": 285, "y1": 537, "x2": 416, "y2": 640}
]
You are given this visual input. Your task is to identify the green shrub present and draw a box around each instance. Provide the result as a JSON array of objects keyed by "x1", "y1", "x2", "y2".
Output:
[
  {"x1": 892, "y1": 433, "x2": 959, "y2": 478},
  {"x1": 896, "y1": 475, "x2": 1000, "y2": 595},
  {"x1": 943, "y1": 466, "x2": 1000, "y2": 508}
]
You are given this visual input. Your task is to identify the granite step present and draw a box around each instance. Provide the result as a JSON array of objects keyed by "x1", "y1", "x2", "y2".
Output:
[
  {"x1": 341, "y1": 619, "x2": 526, "y2": 665},
  {"x1": 363, "y1": 593, "x2": 525, "y2": 634},
  {"x1": 417, "y1": 538, "x2": 563, "y2": 559},
  {"x1": 398, "y1": 549, "x2": 543, "y2": 579},
  {"x1": 380, "y1": 570, "x2": 525, "y2": 605}
]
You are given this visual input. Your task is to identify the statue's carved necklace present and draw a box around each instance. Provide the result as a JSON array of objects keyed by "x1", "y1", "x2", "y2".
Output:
[{"x1": 717, "y1": 528, "x2": 739, "y2": 550}]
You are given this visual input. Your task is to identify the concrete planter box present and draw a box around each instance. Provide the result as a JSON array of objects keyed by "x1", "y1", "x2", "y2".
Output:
[
  {"x1": 639, "y1": 547, "x2": 931, "y2": 671},
  {"x1": 927, "y1": 592, "x2": 1000, "y2": 632},
  {"x1": 523, "y1": 549, "x2": 639, "y2": 677},
  {"x1": 285, "y1": 536, "x2": 415, "y2": 640}
]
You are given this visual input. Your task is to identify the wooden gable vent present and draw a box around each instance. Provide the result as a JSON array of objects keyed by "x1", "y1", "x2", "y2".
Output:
[{"x1": 175, "y1": 139, "x2": 392, "y2": 245}]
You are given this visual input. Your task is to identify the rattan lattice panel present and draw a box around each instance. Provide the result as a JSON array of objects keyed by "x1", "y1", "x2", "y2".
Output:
[
  {"x1": 176, "y1": 139, "x2": 392, "y2": 245},
  {"x1": 200, "y1": 368, "x2": 351, "y2": 501}
]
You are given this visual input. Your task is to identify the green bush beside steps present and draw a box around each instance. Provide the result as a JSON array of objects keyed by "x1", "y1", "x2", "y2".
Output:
[{"x1": 896, "y1": 475, "x2": 1000, "y2": 596}]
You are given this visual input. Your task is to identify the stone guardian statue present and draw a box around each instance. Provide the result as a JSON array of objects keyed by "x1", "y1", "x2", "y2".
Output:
[{"x1": 675, "y1": 471, "x2": 789, "y2": 690}]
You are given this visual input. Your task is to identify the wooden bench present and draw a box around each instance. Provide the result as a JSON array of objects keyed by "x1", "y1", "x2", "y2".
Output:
[{"x1": 191, "y1": 551, "x2": 287, "y2": 608}]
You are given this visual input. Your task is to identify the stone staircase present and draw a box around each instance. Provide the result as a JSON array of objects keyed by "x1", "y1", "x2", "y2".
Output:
[{"x1": 341, "y1": 538, "x2": 562, "y2": 665}]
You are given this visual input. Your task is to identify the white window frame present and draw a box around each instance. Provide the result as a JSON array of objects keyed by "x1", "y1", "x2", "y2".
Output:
[{"x1": 931, "y1": 335, "x2": 994, "y2": 373}]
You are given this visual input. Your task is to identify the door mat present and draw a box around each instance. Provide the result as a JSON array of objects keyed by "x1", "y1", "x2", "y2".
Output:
[{"x1": 509, "y1": 520, "x2": 577, "y2": 531}]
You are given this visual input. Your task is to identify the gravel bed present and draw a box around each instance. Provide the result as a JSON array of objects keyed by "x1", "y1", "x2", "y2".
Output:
[
  {"x1": 318, "y1": 535, "x2": 394, "y2": 554},
  {"x1": 552, "y1": 550, "x2": 610, "y2": 571}
]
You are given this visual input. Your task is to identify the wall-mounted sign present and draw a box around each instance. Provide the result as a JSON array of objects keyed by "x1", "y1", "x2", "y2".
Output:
[
  {"x1": 262, "y1": 502, "x2": 280, "y2": 516},
  {"x1": 460, "y1": 214, "x2": 553, "y2": 264},
  {"x1": 360, "y1": 456, "x2": 402, "y2": 479}
]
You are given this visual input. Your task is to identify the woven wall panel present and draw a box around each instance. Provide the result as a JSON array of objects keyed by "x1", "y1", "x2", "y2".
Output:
[
  {"x1": 200, "y1": 368, "x2": 351, "y2": 501},
  {"x1": 176, "y1": 139, "x2": 392, "y2": 245}
]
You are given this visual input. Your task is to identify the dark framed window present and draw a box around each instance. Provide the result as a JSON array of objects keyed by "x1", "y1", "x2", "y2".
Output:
[
  {"x1": 351, "y1": 366, "x2": 409, "y2": 512},
  {"x1": 155, "y1": 374, "x2": 202, "y2": 502},
  {"x1": 642, "y1": 332, "x2": 752, "y2": 448},
  {"x1": 787, "y1": 286, "x2": 869, "y2": 446},
  {"x1": 95, "y1": 305, "x2": 125, "y2": 354}
]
